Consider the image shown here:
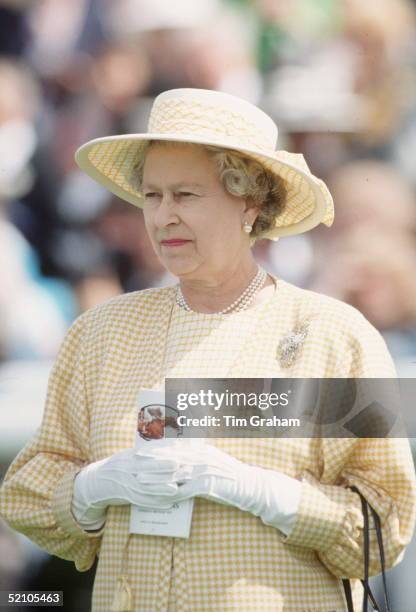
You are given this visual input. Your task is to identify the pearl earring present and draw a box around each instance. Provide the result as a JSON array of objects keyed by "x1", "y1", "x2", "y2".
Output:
[{"x1": 243, "y1": 221, "x2": 252, "y2": 233}]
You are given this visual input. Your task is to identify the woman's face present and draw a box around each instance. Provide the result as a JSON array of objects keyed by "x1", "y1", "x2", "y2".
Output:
[{"x1": 141, "y1": 142, "x2": 255, "y2": 280}]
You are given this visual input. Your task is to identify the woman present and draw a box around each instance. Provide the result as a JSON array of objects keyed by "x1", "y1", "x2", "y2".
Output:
[{"x1": 0, "y1": 88, "x2": 415, "y2": 612}]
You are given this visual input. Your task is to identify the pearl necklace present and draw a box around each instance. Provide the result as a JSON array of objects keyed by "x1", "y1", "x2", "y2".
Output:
[{"x1": 176, "y1": 267, "x2": 267, "y2": 315}]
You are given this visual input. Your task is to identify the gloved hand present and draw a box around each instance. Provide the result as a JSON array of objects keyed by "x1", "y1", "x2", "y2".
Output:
[
  {"x1": 138, "y1": 442, "x2": 302, "y2": 536},
  {"x1": 71, "y1": 448, "x2": 185, "y2": 531}
]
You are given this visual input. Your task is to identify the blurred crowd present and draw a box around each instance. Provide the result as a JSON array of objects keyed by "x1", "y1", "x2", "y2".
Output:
[{"x1": 1, "y1": 0, "x2": 416, "y2": 610}]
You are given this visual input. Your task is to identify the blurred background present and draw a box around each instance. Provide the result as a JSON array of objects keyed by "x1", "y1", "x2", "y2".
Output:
[{"x1": 0, "y1": 0, "x2": 416, "y2": 609}]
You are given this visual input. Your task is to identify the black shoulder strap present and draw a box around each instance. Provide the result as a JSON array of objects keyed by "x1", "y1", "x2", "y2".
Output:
[
  {"x1": 368, "y1": 501, "x2": 391, "y2": 612},
  {"x1": 342, "y1": 485, "x2": 389, "y2": 612},
  {"x1": 342, "y1": 578, "x2": 354, "y2": 612},
  {"x1": 343, "y1": 578, "x2": 380, "y2": 612}
]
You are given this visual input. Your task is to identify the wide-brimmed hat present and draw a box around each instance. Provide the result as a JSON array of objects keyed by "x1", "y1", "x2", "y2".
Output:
[{"x1": 75, "y1": 88, "x2": 334, "y2": 240}]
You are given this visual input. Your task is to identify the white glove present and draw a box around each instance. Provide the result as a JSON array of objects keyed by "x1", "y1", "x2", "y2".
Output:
[
  {"x1": 139, "y1": 443, "x2": 302, "y2": 536},
  {"x1": 71, "y1": 448, "x2": 184, "y2": 531}
]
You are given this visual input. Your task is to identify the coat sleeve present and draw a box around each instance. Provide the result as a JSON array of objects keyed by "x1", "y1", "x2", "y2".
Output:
[
  {"x1": 0, "y1": 312, "x2": 104, "y2": 572},
  {"x1": 281, "y1": 310, "x2": 416, "y2": 579}
]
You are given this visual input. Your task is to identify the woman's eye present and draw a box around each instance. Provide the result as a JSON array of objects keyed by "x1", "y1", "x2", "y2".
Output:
[{"x1": 144, "y1": 193, "x2": 159, "y2": 199}]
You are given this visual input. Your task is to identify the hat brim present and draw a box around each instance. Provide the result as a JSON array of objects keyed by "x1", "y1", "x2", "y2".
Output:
[{"x1": 75, "y1": 132, "x2": 334, "y2": 239}]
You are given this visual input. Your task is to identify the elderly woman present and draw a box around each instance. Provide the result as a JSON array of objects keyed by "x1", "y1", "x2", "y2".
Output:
[{"x1": 0, "y1": 88, "x2": 415, "y2": 612}]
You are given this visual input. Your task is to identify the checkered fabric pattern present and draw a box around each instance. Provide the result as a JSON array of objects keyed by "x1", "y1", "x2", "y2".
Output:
[{"x1": 0, "y1": 275, "x2": 415, "y2": 611}]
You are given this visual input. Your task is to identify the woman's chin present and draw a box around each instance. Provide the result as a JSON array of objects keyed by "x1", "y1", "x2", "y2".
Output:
[{"x1": 161, "y1": 259, "x2": 197, "y2": 278}]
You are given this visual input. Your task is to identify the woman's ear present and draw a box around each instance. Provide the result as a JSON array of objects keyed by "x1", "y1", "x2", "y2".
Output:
[{"x1": 243, "y1": 198, "x2": 260, "y2": 225}]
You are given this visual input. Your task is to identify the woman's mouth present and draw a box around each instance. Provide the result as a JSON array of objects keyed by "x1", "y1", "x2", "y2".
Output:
[{"x1": 160, "y1": 239, "x2": 191, "y2": 247}]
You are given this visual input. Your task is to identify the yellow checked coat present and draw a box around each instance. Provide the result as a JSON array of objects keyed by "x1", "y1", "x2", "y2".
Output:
[{"x1": 0, "y1": 276, "x2": 415, "y2": 612}]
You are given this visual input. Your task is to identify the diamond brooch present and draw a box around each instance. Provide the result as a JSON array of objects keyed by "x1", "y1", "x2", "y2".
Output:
[{"x1": 276, "y1": 319, "x2": 312, "y2": 368}]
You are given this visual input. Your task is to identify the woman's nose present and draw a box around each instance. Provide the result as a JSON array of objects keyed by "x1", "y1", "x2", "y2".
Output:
[{"x1": 154, "y1": 193, "x2": 180, "y2": 227}]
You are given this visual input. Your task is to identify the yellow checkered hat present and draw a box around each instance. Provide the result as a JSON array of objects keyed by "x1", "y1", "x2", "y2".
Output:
[{"x1": 75, "y1": 88, "x2": 334, "y2": 240}]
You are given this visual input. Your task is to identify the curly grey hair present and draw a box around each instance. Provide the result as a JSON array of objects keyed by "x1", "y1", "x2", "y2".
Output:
[{"x1": 130, "y1": 140, "x2": 288, "y2": 241}]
